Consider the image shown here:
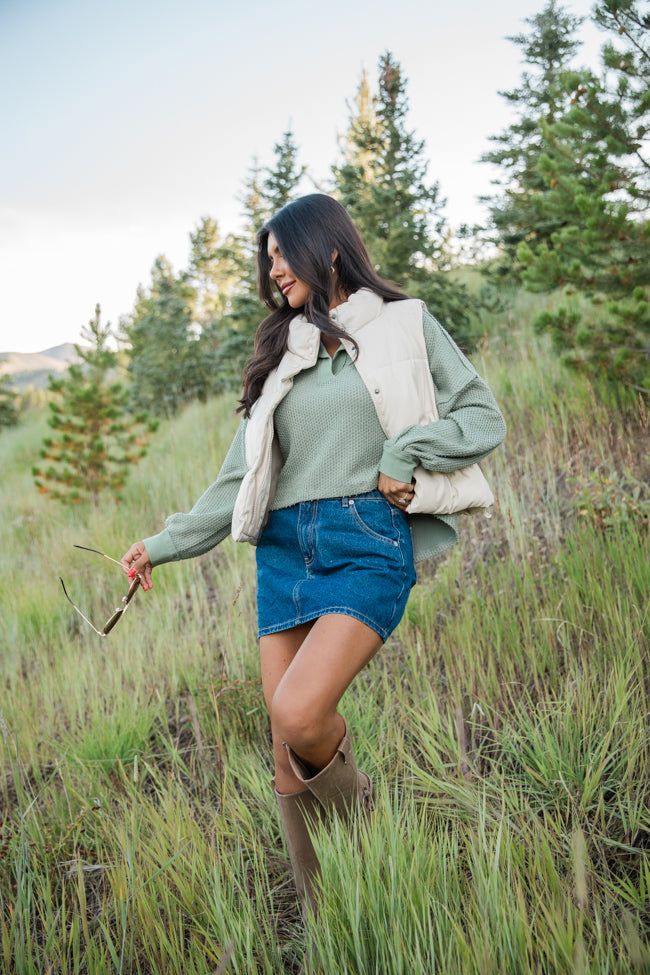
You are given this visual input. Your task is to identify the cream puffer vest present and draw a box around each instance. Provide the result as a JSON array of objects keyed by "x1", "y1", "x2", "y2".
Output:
[{"x1": 231, "y1": 289, "x2": 494, "y2": 544}]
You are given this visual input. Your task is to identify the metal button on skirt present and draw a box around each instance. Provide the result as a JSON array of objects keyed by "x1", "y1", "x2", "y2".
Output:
[{"x1": 256, "y1": 490, "x2": 416, "y2": 642}]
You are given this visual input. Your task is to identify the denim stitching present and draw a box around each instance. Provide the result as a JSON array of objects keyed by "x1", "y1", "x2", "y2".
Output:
[
  {"x1": 349, "y1": 498, "x2": 399, "y2": 546},
  {"x1": 292, "y1": 501, "x2": 318, "y2": 616},
  {"x1": 258, "y1": 607, "x2": 390, "y2": 642},
  {"x1": 385, "y1": 506, "x2": 409, "y2": 633},
  {"x1": 306, "y1": 500, "x2": 318, "y2": 565}
]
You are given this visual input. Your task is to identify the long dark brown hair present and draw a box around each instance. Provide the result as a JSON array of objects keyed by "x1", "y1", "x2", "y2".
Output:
[{"x1": 237, "y1": 194, "x2": 408, "y2": 416}]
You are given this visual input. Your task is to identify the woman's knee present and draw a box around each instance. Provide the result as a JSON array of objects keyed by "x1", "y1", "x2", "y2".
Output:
[{"x1": 271, "y1": 689, "x2": 327, "y2": 753}]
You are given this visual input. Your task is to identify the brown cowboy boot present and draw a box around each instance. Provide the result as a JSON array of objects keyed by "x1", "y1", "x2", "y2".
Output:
[
  {"x1": 284, "y1": 722, "x2": 373, "y2": 821},
  {"x1": 273, "y1": 779, "x2": 324, "y2": 916}
]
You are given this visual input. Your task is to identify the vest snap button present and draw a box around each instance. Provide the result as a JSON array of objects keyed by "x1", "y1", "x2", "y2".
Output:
[{"x1": 374, "y1": 388, "x2": 380, "y2": 394}]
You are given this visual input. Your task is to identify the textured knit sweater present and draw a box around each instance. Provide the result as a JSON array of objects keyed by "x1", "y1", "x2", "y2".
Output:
[{"x1": 144, "y1": 307, "x2": 505, "y2": 566}]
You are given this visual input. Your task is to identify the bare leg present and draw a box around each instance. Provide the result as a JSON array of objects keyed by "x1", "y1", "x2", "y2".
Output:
[
  {"x1": 261, "y1": 621, "x2": 315, "y2": 794},
  {"x1": 260, "y1": 614, "x2": 383, "y2": 795}
]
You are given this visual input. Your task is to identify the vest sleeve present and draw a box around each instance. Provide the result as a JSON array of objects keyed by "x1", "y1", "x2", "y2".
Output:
[
  {"x1": 143, "y1": 419, "x2": 248, "y2": 566},
  {"x1": 379, "y1": 310, "x2": 506, "y2": 481}
]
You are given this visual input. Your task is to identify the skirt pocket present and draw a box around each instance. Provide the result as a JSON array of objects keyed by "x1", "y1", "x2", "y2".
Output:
[{"x1": 348, "y1": 495, "x2": 403, "y2": 546}]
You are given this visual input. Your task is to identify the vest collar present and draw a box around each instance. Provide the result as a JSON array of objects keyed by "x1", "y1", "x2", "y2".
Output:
[
  {"x1": 286, "y1": 316, "x2": 321, "y2": 363},
  {"x1": 329, "y1": 289, "x2": 383, "y2": 334},
  {"x1": 286, "y1": 288, "x2": 383, "y2": 359}
]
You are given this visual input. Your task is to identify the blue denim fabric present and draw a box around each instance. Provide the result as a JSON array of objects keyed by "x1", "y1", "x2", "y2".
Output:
[{"x1": 256, "y1": 490, "x2": 416, "y2": 642}]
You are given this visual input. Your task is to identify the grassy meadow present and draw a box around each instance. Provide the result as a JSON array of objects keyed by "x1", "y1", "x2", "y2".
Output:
[{"x1": 1, "y1": 293, "x2": 648, "y2": 974}]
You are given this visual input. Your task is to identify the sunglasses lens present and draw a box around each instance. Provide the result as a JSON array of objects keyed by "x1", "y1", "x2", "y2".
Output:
[
  {"x1": 125, "y1": 578, "x2": 140, "y2": 604},
  {"x1": 102, "y1": 610, "x2": 123, "y2": 635}
]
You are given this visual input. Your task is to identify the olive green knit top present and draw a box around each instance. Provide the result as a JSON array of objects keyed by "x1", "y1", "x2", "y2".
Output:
[{"x1": 144, "y1": 308, "x2": 506, "y2": 566}]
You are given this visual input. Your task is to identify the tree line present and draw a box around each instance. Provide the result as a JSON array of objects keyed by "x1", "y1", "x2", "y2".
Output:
[
  {"x1": 482, "y1": 0, "x2": 648, "y2": 395},
  {"x1": 8, "y1": 0, "x2": 648, "y2": 504}
]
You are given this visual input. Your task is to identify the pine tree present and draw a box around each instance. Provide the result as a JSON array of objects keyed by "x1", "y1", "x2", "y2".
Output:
[
  {"x1": 0, "y1": 373, "x2": 19, "y2": 429},
  {"x1": 234, "y1": 130, "x2": 305, "y2": 280},
  {"x1": 122, "y1": 256, "x2": 210, "y2": 415},
  {"x1": 33, "y1": 306, "x2": 156, "y2": 505},
  {"x1": 185, "y1": 215, "x2": 242, "y2": 329},
  {"x1": 262, "y1": 128, "x2": 307, "y2": 215},
  {"x1": 184, "y1": 216, "x2": 245, "y2": 395},
  {"x1": 334, "y1": 52, "x2": 447, "y2": 282},
  {"x1": 517, "y1": 0, "x2": 650, "y2": 394},
  {"x1": 335, "y1": 67, "x2": 376, "y2": 201},
  {"x1": 215, "y1": 130, "x2": 305, "y2": 388},
  {"x1": 332, "y1": 52, "x2": 474, "y2": 345},
  {"x1": 480, "y1": 0, "x2": 585, "y2": 276}
]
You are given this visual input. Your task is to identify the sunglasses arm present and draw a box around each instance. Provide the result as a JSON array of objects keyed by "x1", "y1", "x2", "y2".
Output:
[
  {"x1": 73, "y1": 544, "x2": 123, "y2": 567},
  {"x1": 59, "y1": 578, "x2": 107, "y2": 638}
]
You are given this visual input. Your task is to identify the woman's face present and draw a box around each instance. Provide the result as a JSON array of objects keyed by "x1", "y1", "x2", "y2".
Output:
[{"x1": 267, "y1": 231, "x2": 311, "y2": 308}]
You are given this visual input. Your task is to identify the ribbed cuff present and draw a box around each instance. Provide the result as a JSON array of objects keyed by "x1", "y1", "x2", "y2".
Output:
[
  {"x1": 379, "y1": 442, "x2": 416, "y2": 484},
  {"x1": 142, "y1": 529, "x2": 180, "y2": 567}
]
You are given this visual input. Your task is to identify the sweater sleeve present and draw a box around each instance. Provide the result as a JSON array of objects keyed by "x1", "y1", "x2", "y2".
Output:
[
  {"x1": 379, "y1": 310, "x2": 506, "y2": 483},
  {"x1": 144, "y1": 419, "x2": 248, "y2": 566}
]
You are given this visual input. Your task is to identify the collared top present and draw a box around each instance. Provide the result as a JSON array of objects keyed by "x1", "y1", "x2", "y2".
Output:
[{"x1": 143, "y1": 302, "x2": 506, "y2": 566}]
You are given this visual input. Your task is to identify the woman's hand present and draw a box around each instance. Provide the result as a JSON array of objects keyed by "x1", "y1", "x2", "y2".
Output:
[
  {"x1": 378, "y1": 473, "x2": 415, "y2": 510},
  {"x1": 121, "y1": 542, "x2": 153, "y2": 592}
]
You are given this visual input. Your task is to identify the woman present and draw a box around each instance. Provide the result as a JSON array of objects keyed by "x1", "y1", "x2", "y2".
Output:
[{"x1": 121, "y1": 194, "x2": 506, "y2": 919}]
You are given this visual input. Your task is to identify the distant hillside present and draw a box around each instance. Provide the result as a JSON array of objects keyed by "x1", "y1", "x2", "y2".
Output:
[{"x1": 0, "y1": 343, "x2": 81, "y2": 391}]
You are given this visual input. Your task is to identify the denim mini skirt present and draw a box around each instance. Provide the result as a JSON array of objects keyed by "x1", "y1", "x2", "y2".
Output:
[{"x1": 256, "y1": 490, "x2": 416, "y2": 642}]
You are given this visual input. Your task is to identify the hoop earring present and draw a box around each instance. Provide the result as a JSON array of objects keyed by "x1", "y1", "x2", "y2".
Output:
[{"x1": 331, "y1": 264, "x2": 335, "y2": 274}]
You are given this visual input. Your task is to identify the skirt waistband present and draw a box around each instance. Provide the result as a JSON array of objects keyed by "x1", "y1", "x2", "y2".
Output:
[{"x1": 340, "y1": 489, "x2": 385, "y2": 506}]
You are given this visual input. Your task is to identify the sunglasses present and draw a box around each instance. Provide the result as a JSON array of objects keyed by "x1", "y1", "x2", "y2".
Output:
[{"x1": 60, "y1": 544, "x2": 140, "y2": 637}]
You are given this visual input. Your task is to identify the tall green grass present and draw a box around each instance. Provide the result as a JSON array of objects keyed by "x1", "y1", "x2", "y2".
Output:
[{"x1": 1, "y1": 303, "x2": 648, "y2": 973}]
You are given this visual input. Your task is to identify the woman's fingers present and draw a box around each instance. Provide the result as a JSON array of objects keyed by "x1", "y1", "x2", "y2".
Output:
[
  {"x1": 121, "y1": 542, "x2": 153, "y2": 590},
  {"x1": 120, "y1": 543, "x2": 139, "y2": 570},
  {"x1": 137, "y1": 563, "x2": 153, "y2": 591},
  {"x1": 377, "y1": 472, "x2": 415, "y2": 508}
]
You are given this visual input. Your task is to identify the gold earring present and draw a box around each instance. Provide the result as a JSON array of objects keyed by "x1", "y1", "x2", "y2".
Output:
[{"x1": 331, "y1": 264, "x2": 335, "y2": 273}]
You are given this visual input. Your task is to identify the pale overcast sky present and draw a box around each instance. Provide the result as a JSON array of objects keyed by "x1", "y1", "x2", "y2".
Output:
[{"x1": 1, "y1": 0, "x2": 602, "y2": 352}]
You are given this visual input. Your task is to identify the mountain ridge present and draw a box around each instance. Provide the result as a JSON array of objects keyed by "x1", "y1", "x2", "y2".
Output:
[{"x1": 0, "y1": 343, "x2": 82, "y2": 391}]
